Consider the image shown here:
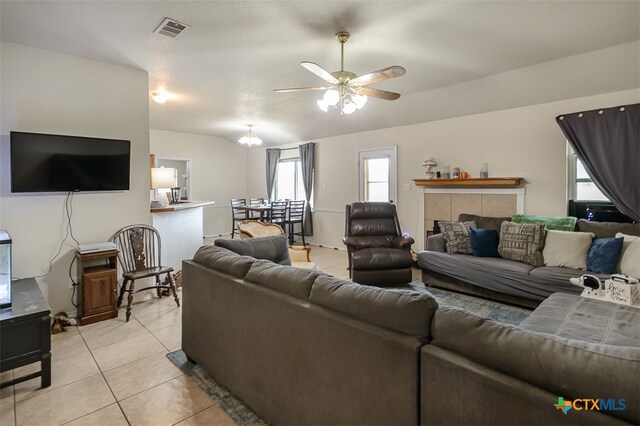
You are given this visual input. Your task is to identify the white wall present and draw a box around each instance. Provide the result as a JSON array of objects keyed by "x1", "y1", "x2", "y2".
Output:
[
  {"x1": 150, "y1": 129, "x2": 248, "y2": 237},
  {"x1": 0, "y1": 41, "x2": 151, "y2": 313},
  {"x1": 247, "y1": 89, "x2": 640, "y2": 249}
]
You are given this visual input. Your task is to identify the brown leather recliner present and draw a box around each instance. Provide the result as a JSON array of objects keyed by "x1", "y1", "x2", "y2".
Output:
[{"x1": 343, "y1": 202, "x2": 415, "y2": 286}]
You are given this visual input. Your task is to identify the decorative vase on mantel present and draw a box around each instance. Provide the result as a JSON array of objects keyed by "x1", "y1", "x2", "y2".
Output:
[{"x1": 422, "y1": 157, "x2": 437, "y2": 179}]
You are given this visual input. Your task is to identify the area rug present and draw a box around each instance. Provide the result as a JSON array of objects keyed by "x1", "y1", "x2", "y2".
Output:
[
  {"x1": 166, "y1": 350, "x2": 266, "y2": 425},
  {"x1": 167, "y1": 287, "x2": 531, "y2": 424},
  {"x1": 409, "y1": 283, "x2": 531, "y2": 325}
]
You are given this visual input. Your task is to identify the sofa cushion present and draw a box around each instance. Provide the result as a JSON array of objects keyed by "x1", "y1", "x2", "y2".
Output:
[
  {"x1": 617, "y1": 233, "x2": 640, "y2": 279},
  {"x1": 309, "y1": 274, "x2": 438, "y2": 340},
  {"x1": 528, "y1": 266, "x2": 608, "y2": 284},
  {"x1": 587, "y1": 237, "x2": 624, "y2": 274},
  {"x1": 192, "y1": 245, "x2": 255, "y2": 279},
  {"x1": 469, "y1": 228, "x2": 499, "y2": 257},
  {"x1": 419, "y1": 250, "x2": 581, "y2": 300},
  {"x1": 542, "y1": 230, "x2": 594, "y2": 270},
  {"x1": 351, "y1": 247, "x2": 414, "y2": 270},
  {"x1": 520, "y1": 293, "x2": 640, "y2": 347},
  {"x1": 498, "y1": 222, "x2": 546, "y2": 267},
  {"x1": 438, "y1": 221, "x2": 476, "y2": 255},
  {"x1": 244, "y1": 259, "x2": 319, "y2": 300},
  {"x1": 511, "y1": 214, "x2": 577, "y2": 231},
  {"x1": 215, "y1": 234, "x2": 291, "y2": 266},
  {"x1": 577, "y1": 219, "x2": 640, "y2": 238},
  {"x1": 431, "y1": 306, "x2": 640, "y2": 425},
  {"x1": 457, "y1": 213, "x2": 510, "y2": 233}
]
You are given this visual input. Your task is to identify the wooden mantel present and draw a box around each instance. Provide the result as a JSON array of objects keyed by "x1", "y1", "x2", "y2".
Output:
[{"x1": 413, "y1": 177, "x2": 524, "y2": 188}]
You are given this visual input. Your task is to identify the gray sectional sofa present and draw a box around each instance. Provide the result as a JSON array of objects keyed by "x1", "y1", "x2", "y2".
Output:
[
  {"x1": 182, "y1": 236, "x2": 639, "y2": 425},
  {"x1": 418, "y1": 215, "x2": 640, "y2": 308}
]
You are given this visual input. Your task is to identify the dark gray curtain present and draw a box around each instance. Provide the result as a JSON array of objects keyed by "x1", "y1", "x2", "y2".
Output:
[
  {"x1": 299, "y1": 142, "x2": 315, "y2": 235},
  {"x1": 556, "y1": 103, "x2": 639, "y2": 221},
  {"x1": 266, "y1": 148, "x2": 281, "y2": 201}
]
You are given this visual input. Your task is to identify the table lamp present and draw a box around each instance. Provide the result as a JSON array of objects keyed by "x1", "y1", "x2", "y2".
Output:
[{"x1": 151, "y1": 167, "x2": 178, "y2": 206}]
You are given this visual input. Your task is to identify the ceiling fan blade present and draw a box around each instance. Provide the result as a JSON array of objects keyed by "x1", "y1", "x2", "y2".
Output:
[
  {"x1": 300, "y1": 61, "x2": 339, "y2": 84},
  {"x1": 274, "y1": 86, "x2": 327, "y2": 93},
  {"x1": 352, "y1": 66, "x2": 406, "y2": 86},
  {"x1": 357, "y1": 87, "x2": 401, "y2": 101}
]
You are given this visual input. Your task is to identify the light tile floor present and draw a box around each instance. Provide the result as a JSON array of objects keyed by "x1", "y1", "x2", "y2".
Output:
[{"x1": 0, "y1": 246, "x2": 420, "y2": 425}]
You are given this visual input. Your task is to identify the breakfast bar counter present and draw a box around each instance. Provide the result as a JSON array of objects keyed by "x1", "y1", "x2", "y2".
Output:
[{"x1": 151, "y1": 201, "x2": 215, "y2": 268}]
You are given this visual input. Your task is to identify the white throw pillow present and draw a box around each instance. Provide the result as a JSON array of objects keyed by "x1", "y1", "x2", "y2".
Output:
[
  {"x1": 616, "y1": 232, "x2": 640, "y2": 278},
  {"x1": 543, "y1": 230, "x2": 594, "y2": 270}
]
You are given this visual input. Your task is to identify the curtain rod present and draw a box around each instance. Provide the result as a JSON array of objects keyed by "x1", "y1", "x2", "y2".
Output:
[{"x1": 279, "y1": 147, "x2": 298, "y2": 151}]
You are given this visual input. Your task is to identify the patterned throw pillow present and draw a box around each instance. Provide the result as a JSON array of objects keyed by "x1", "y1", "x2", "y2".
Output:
[
  {"x1": 498, "y1": 222, "x2": 546, "y2": 267},
  {"x1": 438, "y1": 221, "x2": 477, "y2": 254}
]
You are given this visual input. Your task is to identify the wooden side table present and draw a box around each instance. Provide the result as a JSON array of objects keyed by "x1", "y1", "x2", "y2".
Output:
[
  {"x1": 0, "y1": 278, "x2": 51, "y2": 389},
  {"x1": 77, "y1": 250, "x2": 119, "y2": 325}
]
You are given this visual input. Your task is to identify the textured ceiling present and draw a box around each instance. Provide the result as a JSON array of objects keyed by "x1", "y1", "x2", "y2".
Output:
[{"x1": 1, "y1": 1, "x2": 639, "y2": 146}]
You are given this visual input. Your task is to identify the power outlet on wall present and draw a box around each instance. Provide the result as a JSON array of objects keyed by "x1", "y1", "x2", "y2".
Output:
[{"x1": 403, "y1": 183, "x2": 411, "y2": 191}]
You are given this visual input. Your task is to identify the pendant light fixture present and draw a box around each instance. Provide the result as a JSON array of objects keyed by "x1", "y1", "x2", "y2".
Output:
[{"x1": 238, "y1": 124, "x2": 263, "y2": 147}]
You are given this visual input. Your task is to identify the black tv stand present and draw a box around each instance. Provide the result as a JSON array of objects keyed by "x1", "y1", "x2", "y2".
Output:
[{"x1": 0, "y1": 278, "x2": 51, "y2": 389}]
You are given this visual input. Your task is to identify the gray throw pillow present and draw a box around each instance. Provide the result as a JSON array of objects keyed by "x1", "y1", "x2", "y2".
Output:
[
  {"x1": 498, "y1": 222, "x2": 546, "y2": 267},
  {"x1": 438, "y1": 221, "x2": 477, "y2": 255}
]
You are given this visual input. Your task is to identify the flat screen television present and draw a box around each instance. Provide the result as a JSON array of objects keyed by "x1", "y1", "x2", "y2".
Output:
[{"x1": 10, "y1": 131, "x2": 131, "y2": 193}]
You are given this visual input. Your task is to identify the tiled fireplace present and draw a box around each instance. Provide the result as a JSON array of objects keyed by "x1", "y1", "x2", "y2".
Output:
[{"x1": 415, "y1": 178, "x2": 525, "y2": 250}]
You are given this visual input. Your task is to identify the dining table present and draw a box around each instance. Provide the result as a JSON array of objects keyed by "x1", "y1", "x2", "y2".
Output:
[{"x1": 242, "y1": 203, "x2": 272, "y2": 221}]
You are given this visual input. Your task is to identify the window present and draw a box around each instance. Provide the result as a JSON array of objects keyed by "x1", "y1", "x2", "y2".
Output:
[
  {"x1": 275, "y1": 158, "x2": 306, "y2": 201},
  {"x1": 358, "y1": 147, "x2": 397, "y2": 202},
  {"x1": 568, "y1": 147, "x2": 608, "y2": 201}
]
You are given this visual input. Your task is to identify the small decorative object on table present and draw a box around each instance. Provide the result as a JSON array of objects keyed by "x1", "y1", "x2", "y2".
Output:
[
  {"x1": 452, "y1": 167, "x2": 460, "y2": 179},
  {"x1": 170, "y1": 187, "x2": 181, "y2": 204},
  {"x1": 480, "y1": 163, "x2": 489, "y2": 178},
  {"x1": 606, "y1": 274, "x2": 639, "y2": 305},
  {"x1": 570, "y1": 274, "x2": 606, "y2": 299},
  {"x1": 570, "y1": 274, "x2": 640, "y2": 306},
  {"x1": 422, "y1": 157, "x2": 437, "y2": 179}
]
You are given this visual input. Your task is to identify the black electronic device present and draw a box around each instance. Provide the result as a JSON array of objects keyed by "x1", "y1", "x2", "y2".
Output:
[
  {"x1": 567, "y1": 200, "x2": 633, "y2": 223},
  {"x1": 10, "y1": 131, "x2": 130, "y2": 193}
]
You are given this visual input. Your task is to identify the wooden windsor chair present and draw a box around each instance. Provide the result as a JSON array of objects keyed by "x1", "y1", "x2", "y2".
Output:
[{"x1": 112, "y1": 224, "x2": 180, "y2": 322}]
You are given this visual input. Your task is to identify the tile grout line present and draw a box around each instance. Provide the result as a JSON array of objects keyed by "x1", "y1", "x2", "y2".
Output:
[
  {"x1": 10, "y1": 295, "x2": 183, "y2": 425},
  {"x1": 170, "y1": 403, "x2": 218, "y2": 426},
  {"x1": 75, "y1": 324, "x2": 132, "y2": 426}
]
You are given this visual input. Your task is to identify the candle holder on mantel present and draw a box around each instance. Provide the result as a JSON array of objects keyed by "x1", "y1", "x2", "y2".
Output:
[{"x1": 422, "y1": 158, "x2": 437, "y2": 179}]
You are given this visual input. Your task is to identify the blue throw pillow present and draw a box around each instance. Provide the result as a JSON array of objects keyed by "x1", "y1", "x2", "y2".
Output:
[
  {"x1": 587, "y1": 237, "x2": 624, "y2": 274},
  {"x1": 470, "y1": 228, "x2": 500, "y2": 258}
]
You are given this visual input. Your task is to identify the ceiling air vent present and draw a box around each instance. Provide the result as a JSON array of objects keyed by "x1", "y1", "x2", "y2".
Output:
[{"x1": 154, "y1": 18, "x2": 189, "y2": 39}]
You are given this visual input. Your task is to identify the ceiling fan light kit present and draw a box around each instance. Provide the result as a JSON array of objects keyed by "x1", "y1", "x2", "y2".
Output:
[
  {"x1": 238, "y1": 124, "x2": 263, "y2": 147},
  {"x1": 151, "y1": 90, "x2": 169, "y2": 104},
  {"x1": 275, "y1": 31, "x2": 405, "y2": 115}
]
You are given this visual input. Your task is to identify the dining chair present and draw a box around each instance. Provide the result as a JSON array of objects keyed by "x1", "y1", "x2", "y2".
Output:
[
  {"x1": 249, "y1": 197, "x2": 265, "y2": 219},
  {"x1": 112, "y1": 224, "x2": 180, "y2": 322},
  {"x1": 231, "y1": 198, "x2": 248, "y2": 238},
  {"x1": 269, "y1": 200, "x2": 288, "y2": 230},
  {"x1": 287, "y1": 200, "x2": 306, "y2": 246}
]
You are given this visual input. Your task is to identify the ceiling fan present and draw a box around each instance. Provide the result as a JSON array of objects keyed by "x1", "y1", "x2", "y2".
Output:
[{"x1": 274, "y1": 31, "x2": 406, "y2": 114}]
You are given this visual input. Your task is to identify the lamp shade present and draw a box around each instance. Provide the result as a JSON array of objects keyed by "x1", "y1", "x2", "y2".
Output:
[{"x1": 151, "y1": 167, "x2": 177, "y2": 189}]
